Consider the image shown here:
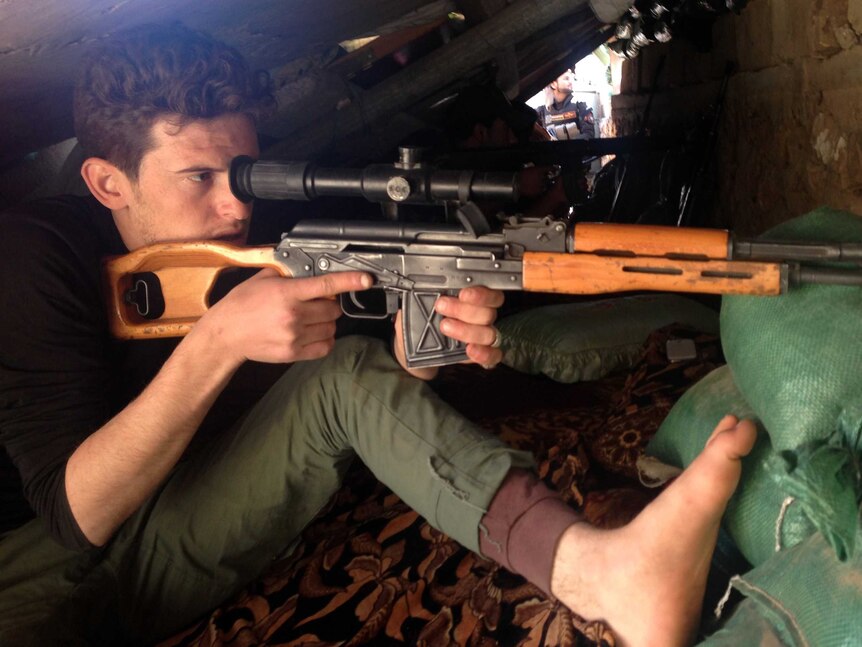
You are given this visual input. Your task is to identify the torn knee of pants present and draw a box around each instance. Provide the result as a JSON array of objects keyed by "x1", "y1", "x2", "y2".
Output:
[{"x1": 427, "y1": 456, "x2": 485, "y2": 510}]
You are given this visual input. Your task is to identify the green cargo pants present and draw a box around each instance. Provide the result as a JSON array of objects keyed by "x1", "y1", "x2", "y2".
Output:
[{"x1": 0, "y1": 336, "x2": 533, "y2": 645}]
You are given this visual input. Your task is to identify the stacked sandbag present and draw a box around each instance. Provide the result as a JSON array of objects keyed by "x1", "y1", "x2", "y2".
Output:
[
  {"x1": 644, "y1": 207, "x2": 862, "y2": 646},
  {"x1": 720, "y1": 206, "x2": 862, "y2": 561},
  {"x1": 698, "y1": 529, "x2": 862, "y2": 647},
  {"x1": 720, "y1": 208, "x2": 862, "y2": 452}
]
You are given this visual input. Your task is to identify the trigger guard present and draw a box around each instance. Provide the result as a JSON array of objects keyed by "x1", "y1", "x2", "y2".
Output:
[{"x1": 339, "y1": 290, "x2": 391, "y2": 320}]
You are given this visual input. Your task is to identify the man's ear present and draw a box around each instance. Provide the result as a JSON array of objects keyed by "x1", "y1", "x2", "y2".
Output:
[{"x1": 80, "y1": 157, "x2": 131, "y2": 210}]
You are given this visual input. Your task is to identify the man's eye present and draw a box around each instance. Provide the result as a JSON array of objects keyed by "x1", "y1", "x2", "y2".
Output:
[{"x1": 188, "y1": 172, "x2": 212, "y2": 183}]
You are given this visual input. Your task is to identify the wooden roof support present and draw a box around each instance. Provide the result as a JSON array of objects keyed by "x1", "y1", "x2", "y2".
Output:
[{"x1": 264, "y1": 0, "x2": 590, "y2": 160}]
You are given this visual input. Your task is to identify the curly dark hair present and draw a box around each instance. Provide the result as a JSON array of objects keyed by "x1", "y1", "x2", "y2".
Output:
[{"x1": 73, "y1": 22, "x2": 276, "y2": 178}]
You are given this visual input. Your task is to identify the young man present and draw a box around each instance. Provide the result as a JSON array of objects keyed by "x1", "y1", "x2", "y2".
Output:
[{"x1": 0, "y1": 23, "x2": 755, "y2": 646}]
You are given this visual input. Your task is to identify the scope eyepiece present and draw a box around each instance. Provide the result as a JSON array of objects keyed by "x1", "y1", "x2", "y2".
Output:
[
  {"x1": 229, "y1": 155, "x2": 257, "y2": 203},
  {"x1": 229, "y1": 156, "x2": 316, "y2": 202}
]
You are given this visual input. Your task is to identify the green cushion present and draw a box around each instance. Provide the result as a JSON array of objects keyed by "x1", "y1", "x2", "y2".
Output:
[{"x1": 497, "y1": 294, "x2": 719, "y2": 383}]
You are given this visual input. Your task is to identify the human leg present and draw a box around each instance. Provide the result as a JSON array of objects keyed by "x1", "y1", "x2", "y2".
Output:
[
  {"x1": 550, "y1": 415, "x2": 757, "y2": 647},
  {"x1": 97, "y1": 336, "x2": 533, "y2": 642},
  {"x1": 0, "y1": 519, "x2": 92, "y2": 645}
]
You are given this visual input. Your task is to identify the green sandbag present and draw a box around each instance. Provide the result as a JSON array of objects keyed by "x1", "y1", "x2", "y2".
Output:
[
  {"x1": 647, "y1": 366, "x2": 818, "y2": 567},
  {"x1": 720, "y1": 207, "x2": 862, "y2": 453},
  {"x1": 647, "y1": 366, "x2": 755, "y2": 467},
  {"x1": 695, "y1": 598, "x2": 785, "y2": 647},
  {"x1": 768, "y1": 439, "x2": 860, "y2": 561},
  {"x1": 697, "y1": 528, "x2": 862, "y2": 647}
]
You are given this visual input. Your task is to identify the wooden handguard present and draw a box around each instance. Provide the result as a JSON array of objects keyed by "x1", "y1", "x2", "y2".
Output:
[
  {"x1": 102, "y1": 242, "x2": 285, "y2": 339},
  {"x1": 573, "y1": 223, "x2": 731, "y2": 259},
  {"x1": 522, "y1": 252, "x2": 785, "y2": 296}
]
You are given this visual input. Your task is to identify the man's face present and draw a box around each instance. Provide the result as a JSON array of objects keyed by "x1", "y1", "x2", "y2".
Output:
[
  {"x1": 552, "y1": 70, "x2": 575, "y2": 94},
  {"x1": 122, "y1": 113, "x2": 259, "y2": 248}
]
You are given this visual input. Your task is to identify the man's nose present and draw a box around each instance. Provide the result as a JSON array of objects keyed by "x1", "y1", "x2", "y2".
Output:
[{"x1": 216, "y1": 176, "x2": 251, "y2": 220}]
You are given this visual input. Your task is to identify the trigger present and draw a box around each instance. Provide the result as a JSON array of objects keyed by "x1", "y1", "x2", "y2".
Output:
[
  {"x1": 348, "y1": 291, "x2": 367, "y2": 312},
  {"x1": 339, "y1": 290, "x2": 391, "y2": 319}
]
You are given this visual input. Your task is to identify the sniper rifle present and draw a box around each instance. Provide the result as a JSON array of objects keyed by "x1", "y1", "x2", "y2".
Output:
[{"x1": 103, "y1": 156, "x2": 862, "y2": 368}]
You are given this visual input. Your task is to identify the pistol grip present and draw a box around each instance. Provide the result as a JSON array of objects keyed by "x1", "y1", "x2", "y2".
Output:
[{"x1": 401, "y1": 289, "x2": 467, "y2": 368}]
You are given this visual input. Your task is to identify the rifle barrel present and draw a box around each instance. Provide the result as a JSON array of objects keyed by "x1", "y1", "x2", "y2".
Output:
[
  {"x1": 733, "y1": 239, "x2": 862, "y2": 263},
  {"x1": 791, "y1": 265, "x2": 862, "y2": 286}
]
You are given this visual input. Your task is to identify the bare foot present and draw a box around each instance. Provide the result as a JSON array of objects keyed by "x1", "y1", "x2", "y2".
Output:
[{"x1": 550, "y1": 415, "x2": 757, "y2": 647}]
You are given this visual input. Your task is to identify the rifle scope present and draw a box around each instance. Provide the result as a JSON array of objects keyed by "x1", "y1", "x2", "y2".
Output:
[{"x1": 229, "y1": 155, "x2": 519, "y2": 205}]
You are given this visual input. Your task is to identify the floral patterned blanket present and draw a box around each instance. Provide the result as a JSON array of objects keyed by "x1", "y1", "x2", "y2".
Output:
[{"x1": 160, "y1": 326, "x2": 724, "y2": 647}]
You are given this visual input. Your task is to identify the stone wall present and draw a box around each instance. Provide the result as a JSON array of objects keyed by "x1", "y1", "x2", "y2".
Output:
[{"x1": 611, "y1": 0, "x2": 862, "y2": 234}]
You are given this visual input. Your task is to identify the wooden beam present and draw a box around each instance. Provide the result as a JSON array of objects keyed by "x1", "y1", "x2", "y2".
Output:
[{"x1": 264, "y1": 0, "x2": 591, "y2": 160}]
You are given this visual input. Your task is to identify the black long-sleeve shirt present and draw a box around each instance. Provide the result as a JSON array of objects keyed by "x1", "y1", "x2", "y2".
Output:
[{"x1": 0, "y1": 196, "x2": 172, "y2": 549}]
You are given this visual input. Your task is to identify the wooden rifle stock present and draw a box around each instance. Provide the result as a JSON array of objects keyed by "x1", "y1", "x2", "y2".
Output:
[{"x1": 102, "y1": 242, "x2": 284, "y2": 339}]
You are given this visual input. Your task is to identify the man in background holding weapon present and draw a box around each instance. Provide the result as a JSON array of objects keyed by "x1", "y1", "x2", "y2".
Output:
[
  {"x1": 1, "y1": 22, "x2": 759, "y2": 646},
  {"x1": 536, "y1": 68, "x2": 596, "y2": 141}
]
